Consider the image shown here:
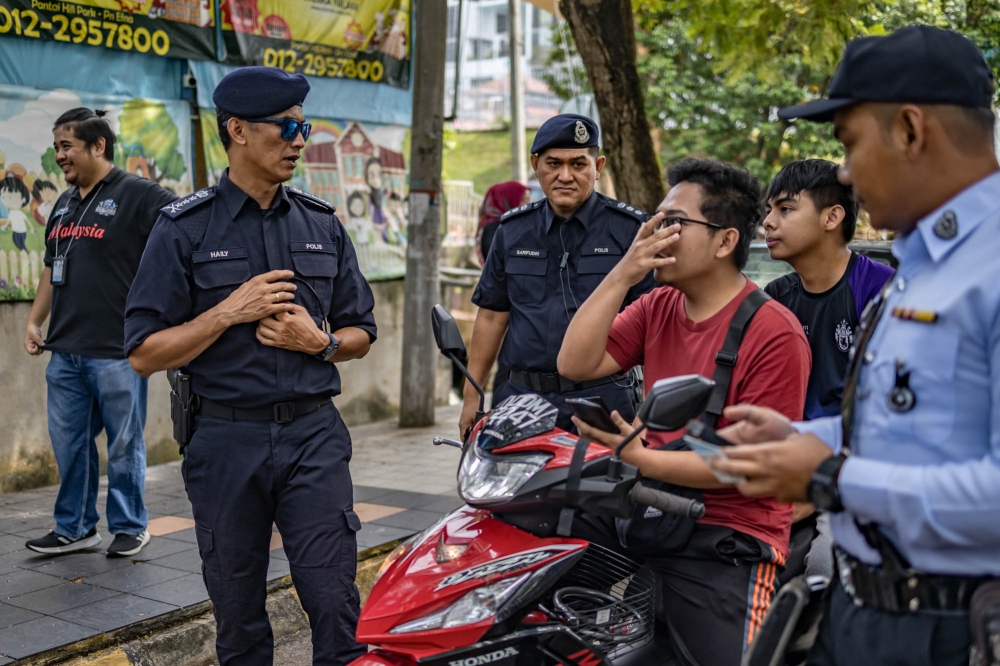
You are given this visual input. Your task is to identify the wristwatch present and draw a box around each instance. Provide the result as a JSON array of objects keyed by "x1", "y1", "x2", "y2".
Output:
[
  {"x1": 314, "y1": 333, "x2": 339, "y2": 362},
  {"x1": 807, "y1": 454, "x2": 847, "y2": 512}
]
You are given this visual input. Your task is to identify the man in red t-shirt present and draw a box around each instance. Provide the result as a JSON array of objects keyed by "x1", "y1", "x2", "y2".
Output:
[{"x1": 558, "y1": 158, "x2": 811, "y2": 666}]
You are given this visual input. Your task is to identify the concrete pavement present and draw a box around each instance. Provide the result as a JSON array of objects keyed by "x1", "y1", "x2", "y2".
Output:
[{"x1": 0, "y1": 405, "x2": 463, "y2": 664}]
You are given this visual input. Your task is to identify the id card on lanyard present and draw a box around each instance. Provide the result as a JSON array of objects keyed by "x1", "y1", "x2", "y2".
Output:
[{"x1": 50, "y1": 183, "x2": 103, "y2": 287}]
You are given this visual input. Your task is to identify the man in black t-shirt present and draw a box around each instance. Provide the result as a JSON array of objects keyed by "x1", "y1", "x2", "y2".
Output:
[
  {"x1": 763, "y1": 160, "x2": 894, "y2": 420},
  {"x1": 22, "y1": 108, "x2": 175, "y2": 558},
  {"x1": 762, "y1": 159, "x2": 893, "y2": 581}
]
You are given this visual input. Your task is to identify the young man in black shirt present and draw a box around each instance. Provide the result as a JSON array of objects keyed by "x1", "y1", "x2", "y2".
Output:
[
  {"x1": 763, "y1": 159, "x2": 893, "y2": 420},
  {"x1": 762, "y1": 159, "x2": 893, "y2": 579},
  {"x1": 22, "y1": 108, "x2": 176, "y2": 557}
]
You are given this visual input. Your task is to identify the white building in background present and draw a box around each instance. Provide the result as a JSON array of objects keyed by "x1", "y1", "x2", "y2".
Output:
[{"x1": 445, "y1": 0, "x2": 566, "y2": 130}]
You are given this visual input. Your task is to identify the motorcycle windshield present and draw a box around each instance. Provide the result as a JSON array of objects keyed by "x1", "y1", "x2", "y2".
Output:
[{"x1": 478, "y1": 394, "x2": 558, "y2": 451}]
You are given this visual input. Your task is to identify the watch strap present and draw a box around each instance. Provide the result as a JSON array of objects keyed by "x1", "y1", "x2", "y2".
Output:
[{"x1": 808, "y1": 454, "x2": 847, "y2": 512}]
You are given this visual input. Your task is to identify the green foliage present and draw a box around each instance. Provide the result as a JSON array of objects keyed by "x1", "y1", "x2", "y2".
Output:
[
  {"x1": 639, "y1": 21, "x2": 843, "y2": 181},
  {"x1": 116, "y1": 99, "x2": 186, "y2": 183},
  {"x1": 40, "y1": 147, "x2": 58, "y2": 179},
  {"x1": 540, "y1": 21, "x2": 590, "y2": 101},
  {"x1": 442, "y1": 129, "x2": 538, "y2": 194}
]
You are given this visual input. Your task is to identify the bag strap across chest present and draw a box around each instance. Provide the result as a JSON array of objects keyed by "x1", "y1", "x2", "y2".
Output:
[{"x1": 701, "y1": 289, "x2": 771, "y2": 428}]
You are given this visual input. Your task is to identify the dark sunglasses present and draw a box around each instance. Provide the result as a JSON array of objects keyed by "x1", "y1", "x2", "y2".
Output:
[
  {"x1": 657, "y1": 215, "x2": 724, "y2": 231},
  {"x1": 244, "y1": 117, "x2": 312, "y2": 142}
]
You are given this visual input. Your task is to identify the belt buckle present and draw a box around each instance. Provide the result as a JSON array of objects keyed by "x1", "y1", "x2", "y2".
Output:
[{"x1": 274, "y1": 402, "x2": 295, "y2": 424}]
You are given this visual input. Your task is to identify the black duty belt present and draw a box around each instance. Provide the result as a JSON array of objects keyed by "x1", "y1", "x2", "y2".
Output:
[
  {"x1": 508, "y1": 368, "x2": 625, "y2": 394},
  {"x1": 836, "y1": 547, "x2": 990, "y2": 613},
  {"x1": 197, "y1": 395, "x2": 331, "y2": 425}
]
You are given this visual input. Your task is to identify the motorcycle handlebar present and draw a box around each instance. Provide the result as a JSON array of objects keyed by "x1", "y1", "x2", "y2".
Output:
[{"x1": 630, "y1": 482, "x2": 705, "y2": 520}]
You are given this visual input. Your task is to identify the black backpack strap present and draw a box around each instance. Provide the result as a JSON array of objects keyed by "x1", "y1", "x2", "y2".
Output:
[{"x1": 701, "y1": 289, "x2": 772, "y2": 428}]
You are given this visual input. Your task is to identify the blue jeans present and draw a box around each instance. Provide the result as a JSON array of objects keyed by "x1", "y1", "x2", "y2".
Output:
[{"x1": 45, "y1": 353, "x2": 148, "y2": 538}]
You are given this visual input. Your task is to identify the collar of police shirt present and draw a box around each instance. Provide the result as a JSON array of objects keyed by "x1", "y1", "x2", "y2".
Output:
[
  {"x1": 216, "y1": 168, "x2": 294, "y2": 220},
  {"x1": 542, "y1": 189, "x2": 601, "y2": 234},
  {"x1": 900, "y1": 169, "x2": 1000, "y2": 265}
]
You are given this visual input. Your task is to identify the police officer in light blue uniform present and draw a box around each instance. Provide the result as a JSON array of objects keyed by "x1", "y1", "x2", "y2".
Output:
[
  {"x1": 712, "y1": 26, "x2": 1000, "y2": 666},
  {"x1": 124, "y1": 67, "x2": 373, "y2": 666},
  {"x1": 459, "y1": 114, "x2": 656, "y2": 437}
]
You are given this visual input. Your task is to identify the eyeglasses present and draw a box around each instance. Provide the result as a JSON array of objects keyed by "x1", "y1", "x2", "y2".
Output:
[
  {"x1": 244, "y1": 117, "x2": 312, "y2": 142},
  {"x1": 657, "y1": 215, "x2": 725, "y2": 232}
]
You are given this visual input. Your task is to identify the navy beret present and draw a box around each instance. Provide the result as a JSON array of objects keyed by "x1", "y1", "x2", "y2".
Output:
[
  {"x1": 530, "y1": 113, "x2": 599, "y2": 155},
  {"x1": 212, "y1": 66, "x2": 310, "y2": 117}
]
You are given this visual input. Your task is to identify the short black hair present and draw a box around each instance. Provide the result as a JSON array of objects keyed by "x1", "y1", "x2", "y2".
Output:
[
  {"x1": 53, "y1": 108, "x2": 115, "y2": 160},
  {"x1": 346, "y1": 191, "x2": 366, "y2": 217},
  {"x1": 666, "y1": 158, "x2": 762, "y2": 270},
  {"x1": 0, "y1": 174, "x2": 31, "y2": 207},
  {"x1": 765, "y1": 159, "x2": 858, "y2": 243},
  {"x1": 216, "y1": 107, "x2": 233, "y2": 151},
  {"x1": 32, "y1": 179, "x2": 57, "y2": 200}
]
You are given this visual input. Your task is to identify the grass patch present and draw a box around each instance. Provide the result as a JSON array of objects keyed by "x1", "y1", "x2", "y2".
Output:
[{"x1": 443, "y1": 129, "x2": 539, "y2": 196}]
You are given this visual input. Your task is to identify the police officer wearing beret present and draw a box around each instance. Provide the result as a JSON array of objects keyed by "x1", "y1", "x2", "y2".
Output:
[
  {"x1": 711, "y1": 26, "x2": 1000, "y2": 666},
  {"x1": 460, "y1": 114, "x2": 656, "y2": 436},
  {"x1": 124, "y1": 67, "x2": 374, "y2": 666}
]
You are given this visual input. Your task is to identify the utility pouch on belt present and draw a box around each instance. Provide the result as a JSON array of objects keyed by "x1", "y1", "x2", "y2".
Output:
[
  {"x1": 168, "y1": 369, "x2": 196, "y2": 453},
  {"x1": 970, "y1": 581, "x2": 1000, "y2": 666},
  {"x1": 743, "y1": 575, "x2": 830, "y2": 666}
]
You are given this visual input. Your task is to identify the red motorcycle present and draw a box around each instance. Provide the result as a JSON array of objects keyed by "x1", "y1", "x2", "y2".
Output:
[{"x1": 349, "y1": 306, "x2": 711, "y2": 666}]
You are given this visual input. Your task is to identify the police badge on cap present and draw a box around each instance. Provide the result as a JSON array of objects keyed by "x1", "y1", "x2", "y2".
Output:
[{"x1": 531, "y1": 114, "x2": 600, "y2": 155}]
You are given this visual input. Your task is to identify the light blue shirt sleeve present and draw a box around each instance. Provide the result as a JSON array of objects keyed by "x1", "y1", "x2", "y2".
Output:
[{"x1": 793, "y1": 416, "x2": 842, "y2": 454}]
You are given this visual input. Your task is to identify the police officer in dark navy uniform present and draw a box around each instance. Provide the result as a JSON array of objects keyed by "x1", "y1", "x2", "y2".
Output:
[
  {"x1": 460, "y1": 114, "x2": 656, "y2": 436},
  {"x1": 123, "y1": 67, "x2": 374, "y2": 666}
]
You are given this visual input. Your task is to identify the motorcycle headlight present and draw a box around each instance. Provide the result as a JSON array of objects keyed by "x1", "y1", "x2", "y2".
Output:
[
  {"x1": 389, "y1": 574, "x2": 529, "y2": 634},
  {"x1": 458, "y1": 444, "x2": 551, "y2": 503}
]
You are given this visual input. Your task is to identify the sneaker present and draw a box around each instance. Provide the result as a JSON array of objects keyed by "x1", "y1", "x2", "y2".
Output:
[
  {"x1": 26, "y1": 527, "x2": 102, "y2": 554},
  {"x1": 106, "y1": 530, "x2": 151, "y2": 558}
]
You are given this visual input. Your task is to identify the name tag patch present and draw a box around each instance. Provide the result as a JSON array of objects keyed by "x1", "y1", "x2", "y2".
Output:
[
  {"x1": 192, "y1": 247, "x2": 248, "y2": 263},
  {"x1": 290, "y1": 241, "x2": 336, "y2": 254},
  {"x1": 514, "y1": 249, "x2": 544, "y2": 257}
]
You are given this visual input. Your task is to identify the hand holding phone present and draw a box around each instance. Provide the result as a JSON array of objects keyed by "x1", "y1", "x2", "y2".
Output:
[
  {"x1": 683, "y1": 420, "x2": 747, "y2": 485},
  {"x1": 566, "y1": 398, "x2": 620, "y2": 434}
]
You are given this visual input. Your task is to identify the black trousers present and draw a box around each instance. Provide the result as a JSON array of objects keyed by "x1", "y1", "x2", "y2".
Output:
[
  {"x1": 183, "y1": 401, "x2": 367, "y2": 666},
  {"x1": 807, "y1": 578, "x2": 970, "y2": 666},
  {"x1": 573, "y1": 515, "x2": 783, "y2": 666}
]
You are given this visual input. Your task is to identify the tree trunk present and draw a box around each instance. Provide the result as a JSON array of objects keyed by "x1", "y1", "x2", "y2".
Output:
[{"x1": 559, "y1": 0, "x2": 664, "y2": 214}]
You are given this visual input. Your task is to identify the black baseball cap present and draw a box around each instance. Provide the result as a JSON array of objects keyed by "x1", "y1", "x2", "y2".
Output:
[{"x1": 779, "y1": 25, "x2": 995, "y2": 122}]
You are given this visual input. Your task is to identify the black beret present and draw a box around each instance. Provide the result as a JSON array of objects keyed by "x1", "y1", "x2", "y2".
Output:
[
  {"x1": 530, "y1": 113, "x2": 599, "y2": 155},
  {"x1": 212, "y1": 66, "x2": 310, "y2": 118}
]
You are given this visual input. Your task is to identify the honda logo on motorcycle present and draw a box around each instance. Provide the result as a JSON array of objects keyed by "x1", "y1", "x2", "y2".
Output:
[
  {"x1": 435, "y1": 545, "x2": 581, "y2": 590},
  {"x1": 448, "y1": 646, "x2": 519, "y2": 666}
]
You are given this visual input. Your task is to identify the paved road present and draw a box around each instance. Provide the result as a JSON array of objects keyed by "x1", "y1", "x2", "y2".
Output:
[{"x1": 212, "y1": 630, "x2": 312, "y2": 664}]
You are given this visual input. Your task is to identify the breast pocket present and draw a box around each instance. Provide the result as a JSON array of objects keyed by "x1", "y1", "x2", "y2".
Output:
[
  {"x1": 869, "y1": 324, "x2": 960, "y2": 448},
  {"x1": 506, "y1": 249, "x2": 548, "y2": 307},
  {"x1": 191, "y1": 248, "x2": 251, "y2": 312},
  {"x1": 576, "y1": 248, "x2": 622, "y2": 300},
  {"x1": 291, "y1": 242, "x2": 339, "y2": 317}
]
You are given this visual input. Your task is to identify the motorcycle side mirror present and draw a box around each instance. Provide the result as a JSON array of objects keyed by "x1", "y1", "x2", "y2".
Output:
[
  {"x1": 431, "y1": 305, "x2": 485, "y2": 430},
  {"x1": 432, "y1": 305, "x2": 467, "y2": 357},
  {"x1": 638, "y1": 375, "x2": 715, "y2": 432}
]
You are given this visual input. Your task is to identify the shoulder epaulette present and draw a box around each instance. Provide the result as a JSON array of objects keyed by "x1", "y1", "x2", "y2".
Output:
[
  {"x1": 286, "y1": 186, "x2": 336, "y2": 212},
  {"x1": 604, "y1": 197, "x2": 646, "y2": 221},
  {"x1": 500, "y1": 200, "x2": 543, "y2": 223},
  {"x1": 160, "y1": 187, "x2": 216, "y2": 219}
]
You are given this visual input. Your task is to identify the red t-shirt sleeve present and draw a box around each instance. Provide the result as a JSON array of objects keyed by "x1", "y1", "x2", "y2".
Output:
[
  {"x1": 730, "y1": 302, "x2": 812, "y2": 423},
  {"x1": 606, "y1": 292, "x2": 650, "y2": 370}
]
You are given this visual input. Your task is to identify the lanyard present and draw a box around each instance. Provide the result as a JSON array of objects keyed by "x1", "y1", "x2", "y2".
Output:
[
  {"x1": 839, "y1": 278, "x2": 895, "y2": 455},
  {"x1": 53, "y1": 182, "x2": 104, "y2": 260}
]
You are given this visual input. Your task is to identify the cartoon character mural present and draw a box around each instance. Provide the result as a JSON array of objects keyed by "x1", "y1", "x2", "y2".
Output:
[
  {"x1": 0, "y1": 85, "x2": 194, "y2": 300},
  {"x1": 0, "y1": 173, "x2": 35, "y2": 251},
  {"x1": 32, "y1": 180, "x2": 59, "y2": 226}
]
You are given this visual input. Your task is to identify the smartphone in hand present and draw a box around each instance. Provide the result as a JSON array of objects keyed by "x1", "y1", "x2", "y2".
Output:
[
  {"x1": 682, "y1": 427, "x2": 747, "y2": 485},
  {"x1": 566, "y1": 397, "x2": 619, "y2": 434}
]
